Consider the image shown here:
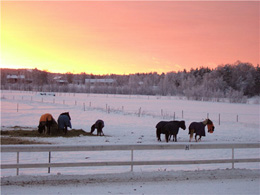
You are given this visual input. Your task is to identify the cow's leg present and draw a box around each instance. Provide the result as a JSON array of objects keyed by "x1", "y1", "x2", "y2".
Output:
[
  {"x1": 174, "y1": 134, "x2": 177, "y2": 142},
  {"x1": 158, "y1": 134, "x2": 161, "y2": 141},
  {"x1": 100, "y1": 128, "x2": 104, "y2": 136},
  {"x1": 157, "y1": 129, "x2": 161, "y2": 141},
  {"x1": 97, "y1": 128, "x2": 101, "y2": 136},
  {"x1": 189, "y1": 129, "x2": 194, "y2": 142},
  {"x1": 99, "y1": 127, "x2": 103, "y2": 136},
  {"x1": 64, "y1": 126, "x2": 67, "y2": 135},
  {"x1": 90, "y1": 124, "x2": 95, "y2": 134},
  {"x1": 165, "y1": 132, "x2": 169, "y2": 143}
]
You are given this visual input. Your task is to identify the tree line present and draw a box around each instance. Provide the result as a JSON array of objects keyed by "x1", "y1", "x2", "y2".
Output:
[{"x1": 1, "y1": 61, "x2": 259, "y2": 103}]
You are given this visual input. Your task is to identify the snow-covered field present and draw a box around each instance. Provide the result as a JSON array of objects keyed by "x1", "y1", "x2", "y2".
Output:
[{"x1": 1, "y1": 90, "x2": 259, "y2": 194}]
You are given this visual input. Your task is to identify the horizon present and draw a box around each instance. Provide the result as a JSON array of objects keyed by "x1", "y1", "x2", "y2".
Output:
[
  {"x1": 1, "y1": 60, "x2": 257, "y2": 76},
  {"x1": 1, "y1": 1, "x2": 259, "y2": 74}
]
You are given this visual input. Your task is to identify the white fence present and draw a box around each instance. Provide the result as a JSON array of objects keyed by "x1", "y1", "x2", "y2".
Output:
[{"x1": 1, "y1": 143, "x2": 260, "y2": 176}]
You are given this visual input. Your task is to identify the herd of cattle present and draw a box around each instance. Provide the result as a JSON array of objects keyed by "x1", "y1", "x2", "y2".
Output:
[{"x1": 38, "y1": 113, "x2": 215, "y2": 142}]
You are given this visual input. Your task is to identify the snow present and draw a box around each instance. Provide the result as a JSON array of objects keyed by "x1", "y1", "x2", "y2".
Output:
[
  {"x1": 1, "y1": 90, "x2": 260, "y2": 194},
  {"x1": 1, "y1": 169, "x2": 260, "y2": 195}
]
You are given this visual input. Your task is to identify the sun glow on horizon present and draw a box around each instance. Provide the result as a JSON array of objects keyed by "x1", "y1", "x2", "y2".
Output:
[{"x1": 1, "y1": 1, "x2": 259, "y2": 75}]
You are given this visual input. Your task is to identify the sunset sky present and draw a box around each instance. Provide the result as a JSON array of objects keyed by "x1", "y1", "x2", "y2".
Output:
[{"x1": 1, "y1": 1, "x2": 259, "y2": 75}]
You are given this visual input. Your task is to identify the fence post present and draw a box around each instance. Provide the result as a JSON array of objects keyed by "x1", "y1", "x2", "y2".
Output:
[
  {"x1": 131, "y1": 149, "x2": 134, "y2": 172},
  {"x1": 236, "y1": 115, "x2": 238, "y2": 122},
  {"x1": 16, "y1": 152, "x2": 19, "y2": 176},
  {"x1": 182, "y1": 110, "x2": 184, "y2": 119},
  {"x1": 219, "y1": 114, "x2": 220, "y2": 125},
  {"x1": 232, "y1": 147, "x2": 235, "y2": 169},
  {"x1": 138, "y1": 107, "x2": 141, "y2": 117},
  {"x1": 17, "y1": 103, "x2": 19, "y2": 112},
  {"x1": 48, "y1": 151, "x2": 51, "y2": 173}
]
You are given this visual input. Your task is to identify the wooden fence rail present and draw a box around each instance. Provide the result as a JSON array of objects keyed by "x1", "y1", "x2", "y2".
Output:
[{"x1": 1, "y1": 143, "x2": 260, "y2": 175}]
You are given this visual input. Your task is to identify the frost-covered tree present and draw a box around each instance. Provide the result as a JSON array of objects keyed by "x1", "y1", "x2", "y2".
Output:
[{"x1": 1, "y1": 61, "x2": 259, "y2": 103}]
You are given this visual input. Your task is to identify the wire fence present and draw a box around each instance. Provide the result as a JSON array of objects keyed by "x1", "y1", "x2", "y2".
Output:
[{"x1": 1, "y1": 90, "x2": 259, "y2": 126}]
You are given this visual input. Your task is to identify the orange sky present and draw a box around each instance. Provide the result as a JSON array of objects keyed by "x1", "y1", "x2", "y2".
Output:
[{"x1": 1, "y1": 1, "x2": 259, "y2": 75}]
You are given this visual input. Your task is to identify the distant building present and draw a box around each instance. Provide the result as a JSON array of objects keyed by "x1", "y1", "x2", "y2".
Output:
[
  {"x1": 6, "y1": 75, "x2": 25, "y2": 83},
  {"x1": 73, "y1": 79, "x2": 84, "y2": 85},
  {"x1": 53, "y1": 76, "x2": 68, "y2": 85},
  {"x1": 85, "y1": 78, "x2": 115, "y2": 85}
]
